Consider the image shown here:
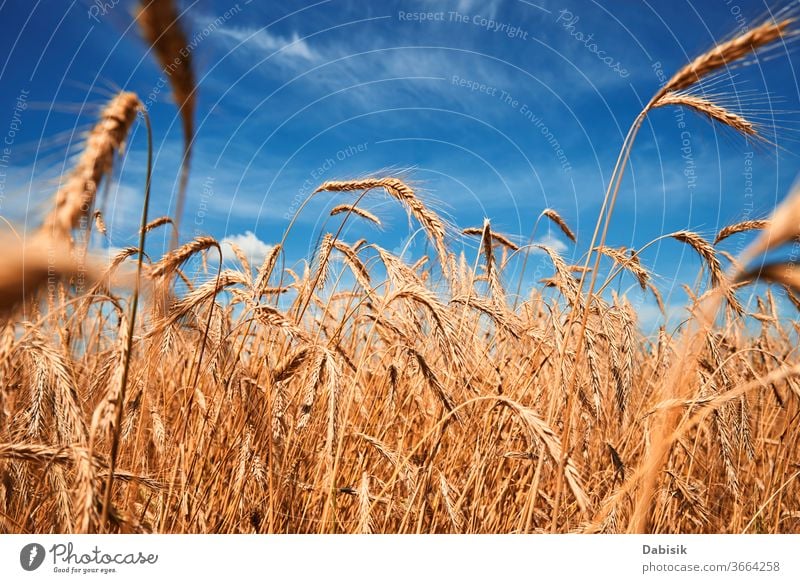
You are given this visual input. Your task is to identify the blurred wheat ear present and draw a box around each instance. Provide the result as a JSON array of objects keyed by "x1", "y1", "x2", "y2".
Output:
[
  {"x1": 734, "y1": 181, "x2": 800, "y2": 292},
  {"x1": 0, "y1": 238, "x2": 99, "y2": 316},
  {"x1": 40, "y1": 92, "x2": 140, "y2": 243},
  {"x1": 737, "y1": 262, "x2": 800, "y2": 293},
  {"x1": 136, "y1": 0, "x2": 196, "y2": 245},
  {"x1": 738, "y1": 181, "x2": 800, "y2": 267}
]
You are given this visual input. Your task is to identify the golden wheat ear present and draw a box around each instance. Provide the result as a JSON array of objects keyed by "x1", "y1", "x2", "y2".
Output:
[
  {"x1": 314, "y1": 177, "x2": 449, "y2": 268},
  {"x1": 655, "y1": 19, "x2": 794, "y2": 99},
  {"x1": 715, "y1": 219, "x2": 769, "y2": 244},
  {"x1": 151, "y1": 236, "x2": 220, "y2": 279},
  {"x1": 541, "y1": 208, "x2": 576, "y2": 243},
  {"x1": 463, "y1": 226, "x2": 520, "y2": 251},
  {"x1": 40, "y1": 92, "x2": 140, "y2": 242},
  {"x1": 654, "y1": 93, "x2": 760, "y2": 137},
  {"x1": 330, "y1": 204, "x2": 382, "y2": 226},
  {"x1": 595, "y1": 246, "x2": 649, "y2": 290},
  {"x1": 649, "y1": 18, "x2": 795, "y2": 142},
  {"x1": 669, "y1": 231, "x2": 724, "y2": 287}
]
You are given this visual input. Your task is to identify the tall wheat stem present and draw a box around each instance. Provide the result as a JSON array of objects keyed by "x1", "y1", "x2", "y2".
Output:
[
  {"x1": 549, "y1": 108, "x2": 649, "y2": 529},
  {"x1": 99, "y1": 109, "x2": 152, "y2": 529}
]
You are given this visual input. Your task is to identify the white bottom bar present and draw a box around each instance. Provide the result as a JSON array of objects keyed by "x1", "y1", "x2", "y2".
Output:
[{"x1": 2, "y1": 534, "x2": 798, "y2": 582}]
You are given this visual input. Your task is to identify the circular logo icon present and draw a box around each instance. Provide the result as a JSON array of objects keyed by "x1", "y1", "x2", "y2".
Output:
[{"x1": 20, "y1": 543, "x2": 46, "y2": 571}]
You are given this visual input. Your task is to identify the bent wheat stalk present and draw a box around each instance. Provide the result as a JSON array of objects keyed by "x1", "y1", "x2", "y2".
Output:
[
  {"x1": 553, "y1": 17, "x2": 794, "y2": 530},
  {"x1": 715, "y1": 219, "x2": 769, "y2": 244},
  {"x1": 315, "y1": 178, "x2": 449, "y2": 269}
]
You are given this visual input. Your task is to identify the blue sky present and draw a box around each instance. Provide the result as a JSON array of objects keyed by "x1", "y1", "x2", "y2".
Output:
[{"x1": 1, "y1": 0, "x2": 799, "y2": 331}]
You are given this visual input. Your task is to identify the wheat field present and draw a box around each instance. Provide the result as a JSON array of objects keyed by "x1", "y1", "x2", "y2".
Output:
[{"x1": 1, "y1": 2, "x2": 799, "y2": 535}]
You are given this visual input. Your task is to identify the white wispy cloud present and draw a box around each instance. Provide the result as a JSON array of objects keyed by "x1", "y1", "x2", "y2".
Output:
[
  {"x1": 213, "y1": 25, "x2": 318, "y2": 62},
  {"x1": 634, "y1": 298, "x2": 685, "y2": 336},
  {"x1": 534, "y1": 231, "x2": 569, "y2": 254},
  {"x1": 221, "y1": 230, "x2": 274, "y2": 266}
]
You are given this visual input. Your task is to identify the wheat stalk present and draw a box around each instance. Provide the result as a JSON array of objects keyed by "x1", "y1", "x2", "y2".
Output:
[{"x1": 315, "y1": 178, "x2": 448, "y2": 267}]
